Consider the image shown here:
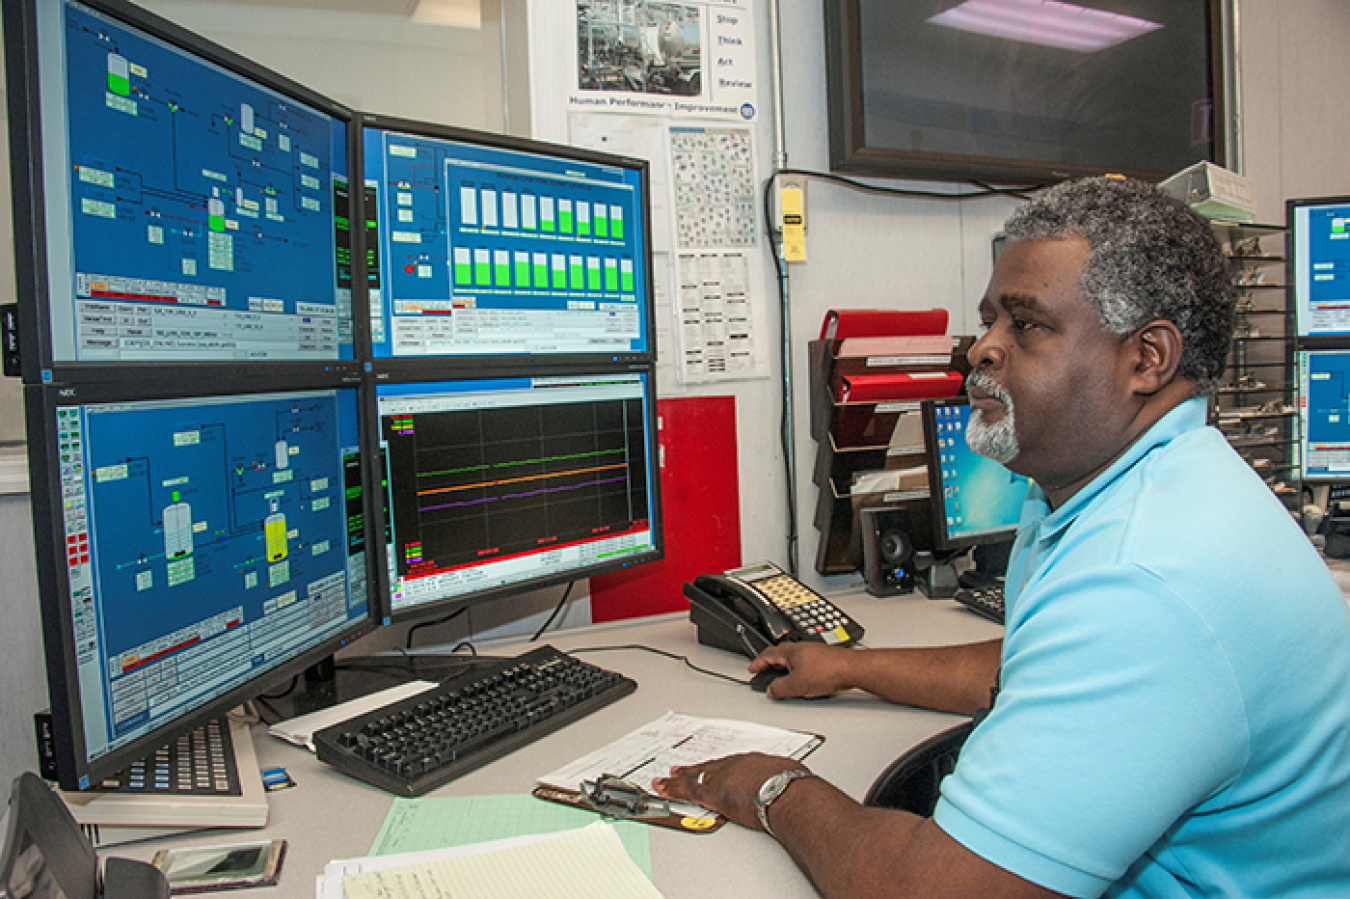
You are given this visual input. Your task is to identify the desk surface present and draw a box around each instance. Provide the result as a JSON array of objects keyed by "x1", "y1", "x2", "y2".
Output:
[{"x1": 115, "y1": 591, "x2": 1001, "y2": 898}]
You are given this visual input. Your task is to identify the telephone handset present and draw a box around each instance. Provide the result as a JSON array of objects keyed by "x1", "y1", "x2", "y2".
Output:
[{"x1": 683, "y1": 561, "x2": 865, "y2": 659}]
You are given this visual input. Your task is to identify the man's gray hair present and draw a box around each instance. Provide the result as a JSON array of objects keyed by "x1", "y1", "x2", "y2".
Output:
[{"x1": 1003, "y1": 177, "x2": 1236, "y2": 395}]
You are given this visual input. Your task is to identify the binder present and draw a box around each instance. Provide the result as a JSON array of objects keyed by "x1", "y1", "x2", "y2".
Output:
[
  {"x1": 820, "y1": 308, "x2": 949, "y2": 340},
  {"x1": 834, "y1": 371, "x2": 964, "y2": 404}
]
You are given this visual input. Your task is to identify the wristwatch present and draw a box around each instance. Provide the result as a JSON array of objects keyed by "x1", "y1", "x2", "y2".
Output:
[{"x1": 755, "y1": 769, "x2": 816, "y2": 838}]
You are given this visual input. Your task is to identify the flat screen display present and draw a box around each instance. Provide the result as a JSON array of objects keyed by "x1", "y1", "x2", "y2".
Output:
[
  {"x1": 1290, "y1": 197, "x2": 1350, "y2": 338},
  {"x1": 35, "y1": 387, "x2": 369, "y2": 788},
  {"x1": 924, "y1": 397, "x2": 1032, "y2": 549},
  {"x1": 827, "y1": 0, "x2": 1218, "y2": 183},
  {"x1": 19, "y1": 0, "x2": 352, "y2": 367},
  {"x1": 376, "y1": 371, "x2": 661, "y2": 618},
  {"x1": 1298, "y1": 349, "x2": 1350, "y2": 481},
  {"x1": 362, "y1": 120, "x2": 653, "y2": 361}
]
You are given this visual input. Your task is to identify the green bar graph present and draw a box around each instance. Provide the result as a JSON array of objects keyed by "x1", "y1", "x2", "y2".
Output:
[
  {"x1": 586, "y1": 259, "x2": 601, "y2": 291},
  {"x1": 569, "y1": 257, "x2": 584, "y2": 291},
  {"x1": 604, "y1": 260, "x2": 618, "y2": 291}
]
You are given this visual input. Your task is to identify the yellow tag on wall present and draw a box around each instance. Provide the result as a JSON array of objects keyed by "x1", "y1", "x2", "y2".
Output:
[{"x1": 780, "y1": 184, "x2": 807, "y2": 262}]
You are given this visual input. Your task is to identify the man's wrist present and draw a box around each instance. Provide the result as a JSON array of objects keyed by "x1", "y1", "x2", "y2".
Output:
[{"x1": 755, "y1": 768, "x2": 817, "y2": 838}]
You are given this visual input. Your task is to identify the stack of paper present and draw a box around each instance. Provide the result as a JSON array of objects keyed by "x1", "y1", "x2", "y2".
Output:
[{"x1": 322, "y1": 822, "x2": 663, "y2": 899}]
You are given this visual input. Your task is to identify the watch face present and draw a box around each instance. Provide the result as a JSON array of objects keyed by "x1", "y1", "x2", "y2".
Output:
[{"x1": 758, "y1": 771, "x2": 789, "y2": 804}]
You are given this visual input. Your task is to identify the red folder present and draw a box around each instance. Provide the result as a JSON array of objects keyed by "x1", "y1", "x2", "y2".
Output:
[
  {"x1": 834, "y1": 371, "x2": 964, "y2": 403},
  {"x1": 820, "y1": 309, "x2": 949, "y2": 341}
]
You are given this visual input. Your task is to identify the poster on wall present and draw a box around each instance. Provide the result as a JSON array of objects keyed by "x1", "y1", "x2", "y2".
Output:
[{"x1": 570, "y1": 0, "x2": 758, "y2": 122}]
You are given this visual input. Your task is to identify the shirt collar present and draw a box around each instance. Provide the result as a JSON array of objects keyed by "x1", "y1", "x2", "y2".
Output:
[{"x1": 1020, "y1": 396, "x2": 1209, "y2": 539}]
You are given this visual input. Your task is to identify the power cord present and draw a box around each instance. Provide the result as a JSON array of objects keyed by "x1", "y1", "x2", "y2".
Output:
[
  {"x1": 530, "y1": 581, "x2": 575, "y2": 642},
  {"x1": 406, "y1": 606, "x2": 467, "y2": 650},
  {"x1": 568, "y1": 643, "x2": 752, "y2": 687}
]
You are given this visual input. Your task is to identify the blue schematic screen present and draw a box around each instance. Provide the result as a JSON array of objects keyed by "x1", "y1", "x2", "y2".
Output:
[
  {"x1": 1299, "y1": 349, "x2": 1350, "y2": 480},
  {"x1": 363, "y1": 125, "x2": 650, "y2": 358},
  {"x1": 930, "y1": 400, "x2": 1032, "y2": 544},
  {"x1": 44, "y1": 0, "x2": 350, "y2": 363},
  {"x1": 56, "y1": 389, "x2": 368, "y2": 769},
  {"x1": 1293, "y1": 201, "x2": 1350, "y2": 337}
]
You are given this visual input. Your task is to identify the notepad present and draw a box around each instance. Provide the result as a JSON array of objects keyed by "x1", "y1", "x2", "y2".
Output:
[{"x1": 340, "y1": 822, "x2": 664, "y2": 899}]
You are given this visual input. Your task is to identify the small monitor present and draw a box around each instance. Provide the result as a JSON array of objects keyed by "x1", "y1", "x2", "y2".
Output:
[
  {"x1": 375, "y1": 369, "x2": 662, "y2": 620},
  {"x1": 361, "y1": 115, "x2": 654, "y2": 363},
  {"x1": 1289, "y1": 196, "x2": 1350, "y2": 339},
  {"x1": 1298, "y1": 348, "x2": 1350, "y2": 481},
  {"x1": 6, "y1": 0, "x2": 353, "y2": 377},
  {"x1": 27, "y1": 384, "x2": 373, "y2": 790},
  {"x1": 922, "y1": 397, "x2": 1032, "y2": 551}
]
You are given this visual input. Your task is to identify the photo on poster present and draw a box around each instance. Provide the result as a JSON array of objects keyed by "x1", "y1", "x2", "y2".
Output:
[{"x1": 578, "y1": 1, "x2": 703, "y2": 96}]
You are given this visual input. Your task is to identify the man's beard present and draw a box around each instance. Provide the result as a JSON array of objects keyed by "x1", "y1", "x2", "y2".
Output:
[{"x1": 965, "y1": 371, "x2": 1019, "y2": 464}]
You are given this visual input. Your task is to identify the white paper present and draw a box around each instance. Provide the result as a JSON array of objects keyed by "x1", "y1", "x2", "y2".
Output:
[
  {"x1": 570, "y1": 1, "x2": 759, "y2": 122},
  {"x1": 316, "y1": 829, "x2": 569, "y2": 899},
  {"x1": 538, "y1": 711, "x2": 821, "y2": 817},
  {"x1": 335, "y1": 822, "x2": 664, "y2": 899},
  {"x1": 673, "y1": 250, "x2": 756, "y2": 383},
  {"x1": 268, "y1": 680, "x2": 438, "y2": 752}
]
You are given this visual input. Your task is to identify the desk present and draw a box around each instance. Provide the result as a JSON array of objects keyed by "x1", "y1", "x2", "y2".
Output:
[{"x1": 114, "y1": 591, "x2": 1001, "y2": 897}]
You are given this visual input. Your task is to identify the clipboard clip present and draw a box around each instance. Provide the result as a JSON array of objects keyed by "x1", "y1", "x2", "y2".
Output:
[{"x1": 579, "y1": 774, "x2": 672, "y2": 820}]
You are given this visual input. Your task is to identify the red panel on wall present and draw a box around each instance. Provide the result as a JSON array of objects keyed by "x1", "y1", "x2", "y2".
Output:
[{"x1": 589, "y1": 396, "x2": 742, "y2": 622}]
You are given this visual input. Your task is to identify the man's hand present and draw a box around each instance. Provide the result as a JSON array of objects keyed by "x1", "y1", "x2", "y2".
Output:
[
  {"x1": 651, "y1": 752, "x2": 807, "y2": 830},
  {"x1": 749, "y1": 642, "x2": 858, "y2": 699}
]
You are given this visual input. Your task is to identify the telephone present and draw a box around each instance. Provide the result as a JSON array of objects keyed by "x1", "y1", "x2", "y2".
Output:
[{"x1": 683, "y1": 561, "x2": 865, "y2": 659}]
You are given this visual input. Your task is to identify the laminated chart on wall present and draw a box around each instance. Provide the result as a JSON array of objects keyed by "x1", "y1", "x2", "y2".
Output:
[
  {"x1": 55, "y1": 2, "x2": 350, "y2": 363},
  {"x1": 569, "y1": 0, "x2": 760, "y2": 121},
  {"x1": 674, "y1": 251, "x2": 754, "y2": 383},
  {"x1": 670, "y1": 126, "x2": 757, "y2": 250},
  {"x1": 669, "y1": 126, "x2": 761, "y2": 383}
]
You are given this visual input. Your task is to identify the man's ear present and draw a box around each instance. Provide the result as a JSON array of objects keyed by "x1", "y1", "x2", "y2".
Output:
[{"x1": 1130, "y1": 319, "x2": 1184, "y2": 395}]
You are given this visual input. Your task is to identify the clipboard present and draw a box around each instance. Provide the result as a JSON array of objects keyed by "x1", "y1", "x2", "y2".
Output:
[{"x1": 532, "y1": 713, "x2": 826, "y2": 834}]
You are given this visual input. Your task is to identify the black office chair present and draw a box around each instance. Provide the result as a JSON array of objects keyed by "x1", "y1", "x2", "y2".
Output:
[{"x1": 863, "y1": 719, "x2": 975, "y2": 816}]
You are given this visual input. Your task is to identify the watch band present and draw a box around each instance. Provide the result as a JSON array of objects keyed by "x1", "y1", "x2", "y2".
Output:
[{"x1": 755, "y1": 769, "x2": 816, "y2": 838}]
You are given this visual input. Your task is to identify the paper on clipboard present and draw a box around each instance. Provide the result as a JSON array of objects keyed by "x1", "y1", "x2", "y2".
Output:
[{"x1": 536, "y1": 711, "x2": 823, "y2": 821}]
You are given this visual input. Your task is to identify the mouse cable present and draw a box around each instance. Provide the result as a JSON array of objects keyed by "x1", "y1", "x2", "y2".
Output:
[{"x1": 568, "y1": 643, "x2": 752, "y2": 686}]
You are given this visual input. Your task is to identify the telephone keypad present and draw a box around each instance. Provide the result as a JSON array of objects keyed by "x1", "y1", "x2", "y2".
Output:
[{"x1": 752, "y1": 575, "x2": 862, "y2": 645}]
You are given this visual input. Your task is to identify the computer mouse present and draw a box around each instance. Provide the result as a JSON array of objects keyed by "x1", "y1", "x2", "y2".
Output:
[{"x1": 750, "y1": 665, "x2": 789, "y2": 693}]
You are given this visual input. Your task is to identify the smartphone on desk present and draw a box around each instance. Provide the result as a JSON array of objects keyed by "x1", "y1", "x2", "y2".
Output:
[{"x1": 683, "y1": 560, "x2": 865, "y2": 659}]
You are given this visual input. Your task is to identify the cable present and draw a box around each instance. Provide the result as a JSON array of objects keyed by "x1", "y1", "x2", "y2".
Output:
[
  {"x1": 568, "y1": 643, "x2": 753, "y2": 686},
  {"x1": 761, "y1": 167, "x2": 1041, "y2": 576},
  {"x1": 530, "y1": 581, "x2": 575, "y2": 642},
  {"x1": 406, "y1": 606, "x2": 468, "y2": 651}
]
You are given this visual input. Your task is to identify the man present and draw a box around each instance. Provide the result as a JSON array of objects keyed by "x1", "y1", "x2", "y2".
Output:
[{"x1": 653, "y1": 177, "x2": 1350, "y2": 897}]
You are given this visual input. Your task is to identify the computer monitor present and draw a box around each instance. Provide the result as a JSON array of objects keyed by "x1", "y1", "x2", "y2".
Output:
[
  {"x1": 374, "y1": 368, "x2": 662, "y2": 622},
  {"x1": 359, "y1": 114, "x2": 655, "y2": 365},
  {"x1": 1297, "y1": 348, "x2": 1350, "y2": 482},
  {"x1": 25, "y1": 381, "x2": 374, "y2": 790},
  {"x1": 1289, "y1": 195, "x2": 1350, "y2": 340},
  {"x1": 922, "y1": 397, "x2": 1033, "y2": 553},
  {"x1": 4, "y1": 0, "x2": 355, "y2": 381}
]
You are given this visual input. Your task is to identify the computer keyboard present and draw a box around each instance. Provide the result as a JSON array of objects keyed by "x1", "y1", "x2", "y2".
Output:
[
  {"x1": 91, "y1": 716, "x2": 242, "y2": 796},
  {"x1": 312, "y1": 645, "x2": 636, "y2": 797},
  {"x1": 953, "y1": 585, "x2": 1006, "y2": 624}
]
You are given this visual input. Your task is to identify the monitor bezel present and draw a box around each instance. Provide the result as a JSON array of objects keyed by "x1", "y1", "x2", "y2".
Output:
[
  {"x1": 353, "y1": 112, "x2": 659, "y2": 374},
  {"x1": 921, "y1": 395, "x2": 1024, "y2": 552},
  {"x1": 25, "y1": 375, "x2": 378, "y2": 790},
  {"x1": 3, "y1": 0, "x2": 363, "y2": 386},
  {"x1": 366, "y1": 361, "x2": 665, "y2": 627}
]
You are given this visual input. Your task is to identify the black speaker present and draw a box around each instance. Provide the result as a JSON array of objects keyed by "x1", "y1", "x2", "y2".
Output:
[{"x1": 860, "y1": 501, "x2": 932, "y2": 597}]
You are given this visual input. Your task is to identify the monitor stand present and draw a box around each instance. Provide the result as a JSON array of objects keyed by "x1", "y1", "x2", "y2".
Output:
[
  {"x1": 253, "y1": 653, "x2": 479, "y2": 724},
  {"x1": 915, "y1": 551, "x2": 961, "y2": 599}
]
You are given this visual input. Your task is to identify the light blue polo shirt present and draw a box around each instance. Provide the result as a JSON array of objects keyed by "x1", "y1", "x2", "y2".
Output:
[{"x1": 933, "y1": 397, "x2": 1350, "y2": 897}]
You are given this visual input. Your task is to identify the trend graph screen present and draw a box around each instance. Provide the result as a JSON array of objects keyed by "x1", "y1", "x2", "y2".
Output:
[
  {"x1": 46, "y1": 388, "x2": 368, "y2": 781},
  {"x1": 31, "y1": 0, "x2": 351, "y2": 364},
  {"x1": 377, "y1": 372, "x2": 660, "y2": 615},
  {"x1": 1299, "y1": 350, "x2": 1350, "y2": 480},
  {"x1": 363, "y1": 121, "x2": 652, "y2": 360},
  {"x1": 924, "y1": 398, "x2": 1032, "y2": 549}
]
